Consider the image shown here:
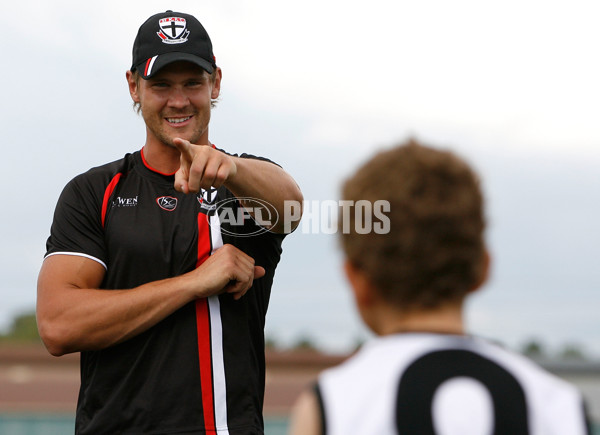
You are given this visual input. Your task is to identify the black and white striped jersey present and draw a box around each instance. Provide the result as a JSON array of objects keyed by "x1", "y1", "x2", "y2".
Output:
[{"x1": 316, "y1": 333, "x2": 591, "y2": 435}]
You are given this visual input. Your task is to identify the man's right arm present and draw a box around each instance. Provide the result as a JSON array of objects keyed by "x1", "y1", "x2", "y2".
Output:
[{"x1": 36, "y1": 244, "x2": 264, "y2": 356}]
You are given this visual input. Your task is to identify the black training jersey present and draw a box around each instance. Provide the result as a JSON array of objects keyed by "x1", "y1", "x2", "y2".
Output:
[
  {"x1": 45, "y1": 149, "x2": 285, "y2": 434},
  {"x1": 316, "y1": 333, "x2": 591, "y2": 435}
]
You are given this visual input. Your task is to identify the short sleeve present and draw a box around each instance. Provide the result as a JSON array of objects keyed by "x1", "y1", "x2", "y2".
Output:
[{"x1": 45, "y1": 173, "x2": 107, "y2": 266}]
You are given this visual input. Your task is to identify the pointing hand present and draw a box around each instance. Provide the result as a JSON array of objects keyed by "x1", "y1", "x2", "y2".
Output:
[{"x1": 173, "y1": 138, "x2": 237, "y2": 194}]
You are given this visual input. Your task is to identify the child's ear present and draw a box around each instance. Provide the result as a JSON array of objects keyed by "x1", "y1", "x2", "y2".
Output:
[
  {"x1": 344, "y1": 261, "x2": 376, "y2": 309},
  {"x1": 469, "y1": 249, "x2": 491, "y2": 295}
]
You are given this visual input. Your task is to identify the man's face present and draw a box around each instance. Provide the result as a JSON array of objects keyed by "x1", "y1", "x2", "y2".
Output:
[{"x1": 129, "y1": 61, "x2": 221, "y2": 147}]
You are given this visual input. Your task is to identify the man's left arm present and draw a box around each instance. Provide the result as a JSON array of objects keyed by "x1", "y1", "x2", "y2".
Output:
[
  {"x1": 173, "y1": 138, "x2": 303, "y2": 233},
  {"x1": 227, "y1": 155, "x2": 303, "y2": 233}
]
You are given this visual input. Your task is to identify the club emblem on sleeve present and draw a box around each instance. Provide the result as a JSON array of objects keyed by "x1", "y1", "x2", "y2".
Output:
[
  {"x1": 157, "y1": 17, "x2": 190, "y2": 44},
  {"x1": 157, "y1": 196, "x2": 178, "y2": 211}
]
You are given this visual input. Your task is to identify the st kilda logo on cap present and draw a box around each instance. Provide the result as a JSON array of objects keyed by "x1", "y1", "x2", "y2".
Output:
[{"x1": 157, "y1": 17, "x2": 190, "y2": 44}]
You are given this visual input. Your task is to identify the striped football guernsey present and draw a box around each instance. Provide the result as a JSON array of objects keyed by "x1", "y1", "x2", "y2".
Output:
[{"x1": 316, "y1": 333, "x2": 591, "y2": 435}]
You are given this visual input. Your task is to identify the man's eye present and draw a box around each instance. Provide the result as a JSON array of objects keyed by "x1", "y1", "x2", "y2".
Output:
[{"x1": 152, "y1": 82, "x2": 169, "y2": 88}]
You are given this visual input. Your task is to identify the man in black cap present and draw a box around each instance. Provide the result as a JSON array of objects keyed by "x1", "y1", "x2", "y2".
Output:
[{"x1": 37, "y1": 10, "x2": 303, "y2": 434}]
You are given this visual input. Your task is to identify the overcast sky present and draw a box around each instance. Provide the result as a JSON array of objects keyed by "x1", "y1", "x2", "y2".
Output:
[{"x1": 3, "y1": 0, "x2": 600, "y2": 357}]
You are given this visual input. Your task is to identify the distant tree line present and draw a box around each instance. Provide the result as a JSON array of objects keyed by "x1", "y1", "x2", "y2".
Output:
[
  {"x1": 520, "y1": 339, "x2": 588, "y2": 361},
  {"x1": 266, "y1": 334, "x2": 591, "y2": 361},
  {"x1": 0, "y1": 311, "x2": 41, "y2": 343},
  {"x1": 0, "y1": 311, "x2": 592, "y2": 362}
]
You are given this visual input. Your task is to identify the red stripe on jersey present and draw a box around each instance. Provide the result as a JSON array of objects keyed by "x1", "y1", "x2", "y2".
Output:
[
  {"x1": 140, "y1": 147, "x2": 178, "y2": 176},
  {"x1": 101, "y1": 173, "x2": 122, "y2": 228},
  {"x1": 196, "y1": 212, "x2": 212, "y2": 267},
  {"x1": 195, "y1": 212, "x2": 216, "y2": 430},
  {"x1": 196, "y1": 299, "x2": 216, "y2": 430}
]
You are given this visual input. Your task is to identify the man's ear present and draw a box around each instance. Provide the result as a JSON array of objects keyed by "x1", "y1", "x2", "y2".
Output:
[
  {"x1": 211, "y1": 67, "x2": 222, "y2": 100},
  {"x1": 126, "y1": 70, "x2": 141, "y2": 104},
  {"x1": 343, "y1": 260, "x2": 376, "y2": 309}
]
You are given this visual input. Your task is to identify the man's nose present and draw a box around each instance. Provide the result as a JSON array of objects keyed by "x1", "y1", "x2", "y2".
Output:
[{"x1": 167, "y1": 88, "x2": 190, "y2": 108}]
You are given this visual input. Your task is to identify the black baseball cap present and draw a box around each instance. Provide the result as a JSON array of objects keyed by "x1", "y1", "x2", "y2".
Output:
[{"x1": 131, "y1": 10, "x2": 216, "y2": 79}]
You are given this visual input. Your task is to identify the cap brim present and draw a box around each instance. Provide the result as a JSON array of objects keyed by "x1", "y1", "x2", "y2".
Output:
[{"x1": 134, "y1": 52, "x2": 215, "y2": 79}]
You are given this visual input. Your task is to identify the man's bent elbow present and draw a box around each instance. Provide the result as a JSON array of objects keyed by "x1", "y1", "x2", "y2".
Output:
[{"x1": 37, "y1": 317, "x2": 72, "y2": 357}]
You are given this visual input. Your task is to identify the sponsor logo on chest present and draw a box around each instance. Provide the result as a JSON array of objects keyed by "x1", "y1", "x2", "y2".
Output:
[
  {"x1": 156, "y1": 196, "x2": 178, "y2": 211},
  {"x1": 111, "y1": 193, "x2": 219, "y2": 213},
  {"x1": 113, "y1": 196, "x2": 138, "y2": 207}
]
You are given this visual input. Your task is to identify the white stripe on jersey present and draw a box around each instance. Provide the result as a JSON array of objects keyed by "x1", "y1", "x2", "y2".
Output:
[{"x1": 208, "y1": 207, "x2": 230, "y2": 433}]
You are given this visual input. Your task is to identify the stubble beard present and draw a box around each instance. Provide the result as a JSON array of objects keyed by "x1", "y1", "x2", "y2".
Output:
[{"x1": 142, "y1": 106, "x2": 212, "y2": 148}]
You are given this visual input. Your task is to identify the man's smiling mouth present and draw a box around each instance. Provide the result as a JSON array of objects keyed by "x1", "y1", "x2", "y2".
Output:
[{"x1": 166, "y1": 116, "x2": 192, "y2": 124}]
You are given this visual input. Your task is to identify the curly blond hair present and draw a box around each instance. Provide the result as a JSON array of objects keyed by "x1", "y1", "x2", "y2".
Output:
[{"x1": 341, "y1": 139, "x2": 487, "y2": 310}]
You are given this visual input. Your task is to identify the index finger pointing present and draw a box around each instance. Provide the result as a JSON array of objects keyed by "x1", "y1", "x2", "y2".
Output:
[{"x1": 173, "y1": 138, "x2": 194, "y2": 163}]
